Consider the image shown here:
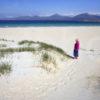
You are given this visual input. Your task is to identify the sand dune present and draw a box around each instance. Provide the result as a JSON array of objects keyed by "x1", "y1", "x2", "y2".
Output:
[{"x1": 0, "y1": 26, "x2": 100, "y2": 100}]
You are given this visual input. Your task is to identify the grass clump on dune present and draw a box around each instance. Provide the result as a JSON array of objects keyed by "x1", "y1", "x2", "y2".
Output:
[
  {"x1": 38, "y1": 42, "x2": 68, "y2": 57},
  {"x1": 0, "y1": 38, "x2": 8, "y2": 42},
  {"x1": 0, "y1": 62, "x2": 12, "y2": 76},
  {"x1": 0, "y1": 38, "x2": 14, "y2": 42},
  {"x1": 18, "y1": 40, "x2": 35, "y2": 46},
  {"x1": 0, "y1": 47, "x2": 35, "y2": 53},
  {"x1": 42, "y1": 52, "x2": 52, "y2": 63},
  {"x1": 18, "y1": 40, "x2": 70, "y2": 58},
  {"x1": 0, "y1": 52, "x2": 8, "y2": 58},
  {"x1": 0, "y1": 44, "x2": 7, "y2": 48},
  {"x1": 41, "y1": 52, "x2": 57, "y2": 72},
  {"x1": 0, "y1": 39, "x2": 69, "y2": 59},
  {"x1": 0, "y1": 39, "x2": 71, "y2": 60}
]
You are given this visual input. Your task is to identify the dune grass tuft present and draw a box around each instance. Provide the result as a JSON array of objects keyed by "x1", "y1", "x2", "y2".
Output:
[
  {"x1": 41, "y1": 52, "x2": 57, "y2": 72},
  {"x1": 0, "y1": 38, "x2": 14, "y2": 42},
  {"x1": 38, "y1": 42, "x2": 68, "y2": 57},
  {"x1": 0, "y1": 39, "x2": 70, "y2": 59},
  {"x1": 18, "y1": 40, "x2": 70, "y2": 58},
  {"x1": 18, "y1": 40, "x2": 35, "y2": 46},
  {"x1": 0, "y1": 47, "x2": 35, "y2": 53},
  {"x1": 42, "y1": 52, "x2": 51, "y2": 62},
  {"x1": 0, "y1": 62, "x2": 12, "y2": 76},
  {"x1": 0, "y1": 52, "x2": 8, "y2": 58},
  {"x1": 0, "y1": 44, "x2": 7, "y2": 48}
]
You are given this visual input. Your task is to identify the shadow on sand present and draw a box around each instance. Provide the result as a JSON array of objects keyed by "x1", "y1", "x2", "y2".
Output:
[{"x1": 67, "y1": 54, "x2": 74, "y2": 59}]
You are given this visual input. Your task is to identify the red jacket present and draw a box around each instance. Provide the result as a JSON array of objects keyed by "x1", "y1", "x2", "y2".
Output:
[{"x1": 74, "y1": 41, "x2": 80, "y2": 50}]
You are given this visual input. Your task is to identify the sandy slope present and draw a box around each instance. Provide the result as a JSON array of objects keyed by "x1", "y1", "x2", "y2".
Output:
[{"x1": 0, "y1": 26, "x2": 100, "y2": 100}]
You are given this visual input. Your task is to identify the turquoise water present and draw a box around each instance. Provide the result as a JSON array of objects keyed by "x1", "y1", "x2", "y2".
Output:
[{"x1": 0, "y1": 20, "x2": 100, "y2": 27}]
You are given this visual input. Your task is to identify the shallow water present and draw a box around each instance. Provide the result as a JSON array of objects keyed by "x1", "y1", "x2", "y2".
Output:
[{"x1": 0, "y1": 21, "x2": 100, "y2": 27}]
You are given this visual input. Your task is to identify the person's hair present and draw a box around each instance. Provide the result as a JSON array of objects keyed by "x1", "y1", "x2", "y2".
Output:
[{"x1": 75, "y1": 39, "x2": 79, "y2": 42}]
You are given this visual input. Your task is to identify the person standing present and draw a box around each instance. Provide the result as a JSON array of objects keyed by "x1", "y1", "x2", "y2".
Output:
[{"x1": 73, "y1": 39, "x2": 80, "y2": 59}]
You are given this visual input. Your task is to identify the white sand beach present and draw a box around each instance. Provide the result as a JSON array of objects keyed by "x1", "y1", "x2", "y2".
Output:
[{"x1": 0, "y1": 26, "x2": 100, "y2": 100}]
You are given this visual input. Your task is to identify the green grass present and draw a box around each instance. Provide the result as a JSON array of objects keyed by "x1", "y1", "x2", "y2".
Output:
[
  {"x1": 42, "y1": 52, "x2": 52, "y2": 63},
  {"x1": 0, "y1": 47, "x2": 35, "y2": 53},
  {"x1": 1, "y1": 39, "x2": 68, "y2": 58},
  {"x1": 0, "y1": 40, "x2": 71, "y2": 59},
  {"x1": 0, "y1": 52, "x2": 8, "y2": 58},
  {"x1": 0, "y1": 38, "x2": 14, "y2": 42},
  {"x1": 0, "y1": 38, "x2": 8, "y2": 41},
  {"x1": 0, "y1": 44, "x2": 7, "y2": 48},
  {"x1": 18, "y1": 40, "x2": 35, "y2": 46},
  {"x1": 38, "y1": 42, "x2": 68, "y2": 57},
  {"x1": 41, "y1": 52, "x2": 57, "y2": 72},
  {"x1": 18, "y1": 40, "x2": 70, "y2": 58},
  {"x1": 42, "y1": 52, "x2": 56, "y2": 65},
  {"x1": 0, "y1": 62, "x2": 12, "y2": 76}
]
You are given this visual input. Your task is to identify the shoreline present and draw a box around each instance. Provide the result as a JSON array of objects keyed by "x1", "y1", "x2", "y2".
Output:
[
  {"x1": 0, "y1": 26, "x2": 100, "y2": 30},
  {"x1": 0, "y1": 25, "x2": 100, "y2": 28}
]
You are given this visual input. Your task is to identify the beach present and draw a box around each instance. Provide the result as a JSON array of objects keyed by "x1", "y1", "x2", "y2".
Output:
[{"x1": 0, "y1": 26, "x2": 100, "y2": 100}]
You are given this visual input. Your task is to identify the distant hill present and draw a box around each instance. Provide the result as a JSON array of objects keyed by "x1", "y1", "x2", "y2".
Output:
[
  {"x1": 0, "y1": 13, "x2": 100, "y2": 22},
  {"x1": 73, "y1": 13, "x2": 100, "y2": 22}
]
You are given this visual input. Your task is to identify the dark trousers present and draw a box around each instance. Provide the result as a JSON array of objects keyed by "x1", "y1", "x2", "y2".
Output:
[{"x1": 74, "y1": 49, "x2": 79, "y2": 58}]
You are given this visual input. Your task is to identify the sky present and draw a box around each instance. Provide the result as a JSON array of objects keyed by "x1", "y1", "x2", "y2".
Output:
[{"x1": 0, "y1": 0, "x2": 100, "y2": 17}]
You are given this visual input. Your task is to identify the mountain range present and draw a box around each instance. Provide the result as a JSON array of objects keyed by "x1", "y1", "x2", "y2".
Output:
[{"x1": 0, "y1": 13, "x2": 100, "y2": 22}]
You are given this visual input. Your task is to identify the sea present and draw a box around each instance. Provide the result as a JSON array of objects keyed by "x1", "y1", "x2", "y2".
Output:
[{"x1": 0, "y1": 20, "x2": 100, "y2": 27}]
